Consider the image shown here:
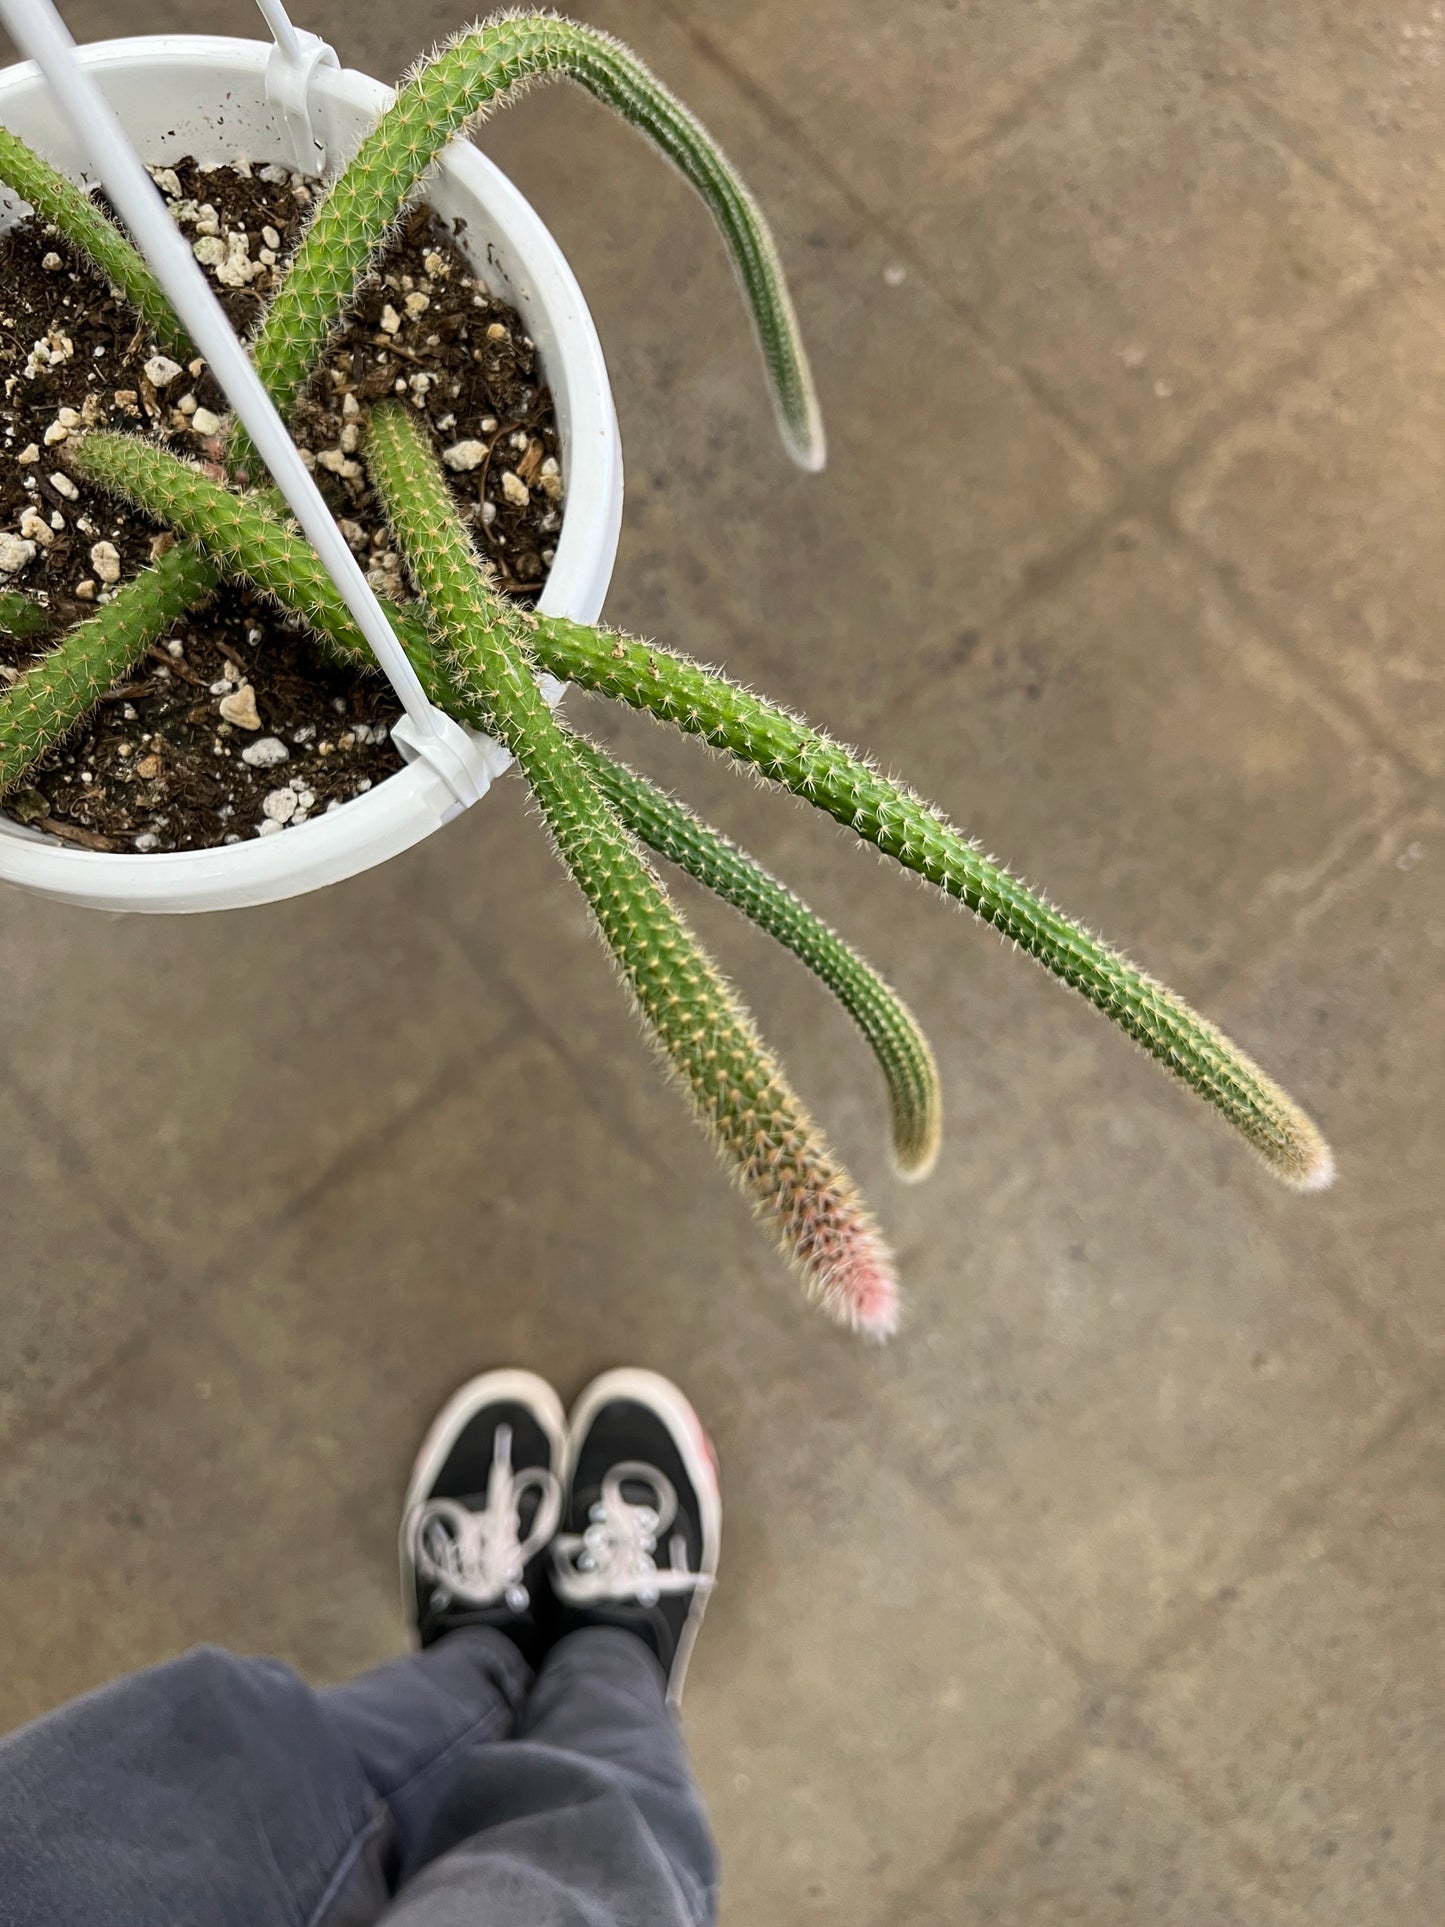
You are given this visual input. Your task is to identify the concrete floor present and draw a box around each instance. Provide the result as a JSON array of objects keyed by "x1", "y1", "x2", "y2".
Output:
[{"x1": 2, "y1": 2, "x2": 1442, "y2": 1921}]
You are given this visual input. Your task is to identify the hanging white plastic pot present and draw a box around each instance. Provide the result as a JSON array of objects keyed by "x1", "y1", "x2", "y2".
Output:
[{"x1": 0, "y1": 28, "x2": 624, "y2": 913}]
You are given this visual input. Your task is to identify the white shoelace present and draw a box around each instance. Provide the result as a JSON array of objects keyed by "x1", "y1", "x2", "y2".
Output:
[
  {"x1": 552, "y1": 1460, "x2": 711, "y2": 1607},
  {"x1": 408, "y1": 1424, "x2": 562, "y2": 1614}
]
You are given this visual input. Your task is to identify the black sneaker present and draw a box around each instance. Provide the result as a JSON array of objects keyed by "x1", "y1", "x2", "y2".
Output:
[
  {"x1": 551, "y1": 1369, "x2": 721, "y2": 1708},
  {"x1": 400, "y1": 1369, "x2": 566, "y2": 1663}
]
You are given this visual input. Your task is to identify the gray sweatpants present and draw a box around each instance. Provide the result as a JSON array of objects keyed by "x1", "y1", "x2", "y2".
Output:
[{"x1": 0, "y1": 1627, "x2": 718, "y2": 1927}]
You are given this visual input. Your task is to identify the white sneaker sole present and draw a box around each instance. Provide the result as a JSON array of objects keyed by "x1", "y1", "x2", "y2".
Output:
[{"x1": 561, "y1": 1367, "x2": 722, "y2": 1708}]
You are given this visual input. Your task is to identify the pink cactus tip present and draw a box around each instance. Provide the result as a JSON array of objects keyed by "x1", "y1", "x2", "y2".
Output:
[{"x1": 809, "y1": 1223, "x2": 902, "y2": 1340}]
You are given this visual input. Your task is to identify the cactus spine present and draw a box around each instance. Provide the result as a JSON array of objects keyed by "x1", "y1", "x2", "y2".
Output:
[
  {"x1": 363, "y1": 401, "x2": 891, "y2": 1328},
  {"x1": 0, "y1": 127, "x2": 188, "y2": 358}
]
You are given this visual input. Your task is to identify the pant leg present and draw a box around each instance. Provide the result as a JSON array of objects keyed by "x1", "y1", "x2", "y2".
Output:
[
  {"x1": 520, "y1": 1629, "x2": 719, "y2": 1925},
  {"x1": 373, "y1": 1630, "x2": 718, "y2": 1927},
  {"x1": 0, "y1": 1630, "x2": 714, "y2": 1927},
  {"x1": 0, "y1": 1635, "x2": 529, "y2": 1927}
]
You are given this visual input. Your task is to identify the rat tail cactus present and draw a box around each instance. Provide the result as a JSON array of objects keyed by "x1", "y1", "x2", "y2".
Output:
[
  {"x1": 364, "y1": 400, "x2": 894, "y2": 1331},
  {"x1": 0, "y1": 11, "x2": 1334, "y2": 1332},
  {"x1": 72, "y1": 431, "x2": 941, "y2": 1183},
  {"x1": 520, "y1": 621, "x2": 1335, "y2": 1191}
]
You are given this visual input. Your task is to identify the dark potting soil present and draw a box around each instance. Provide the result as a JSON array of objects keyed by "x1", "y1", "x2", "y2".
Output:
[{"x1": 0, "y1": 157, "x2": 564, "y2": 852}]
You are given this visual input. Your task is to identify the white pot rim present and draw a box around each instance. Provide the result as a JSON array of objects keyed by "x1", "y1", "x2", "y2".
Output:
[{"x1": 0, "y1": 32, "x2": 623, "y2": 912}]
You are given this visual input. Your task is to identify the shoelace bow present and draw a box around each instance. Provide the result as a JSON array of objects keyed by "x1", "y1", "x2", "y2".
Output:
[
  {"x1": 409, "y1": 1423, "x2": 562, "y2": 1614},
  {"x1": 552, "y1": 1461, "x2": 712, "y2": 1608}
]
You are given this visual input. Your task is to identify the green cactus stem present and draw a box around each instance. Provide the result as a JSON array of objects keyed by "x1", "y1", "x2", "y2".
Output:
[
  {"x1": 571, "y1": 737, "x2": 942, "y2": 1179},
  {"x1": 0, "y1": 542, "x2": 217, "y2": 796},
  {"x1": 530, "y1": 618, "x2": 1334, "y2": 1191},
  {"x1": 71, "y1": 428, "x2": 938, "y2": 1179},
  {"x1": 0, "y1": 126, "x2": 188, "y2": 358},
  {"x1": 363, "y1": 400, "x2": 890, "y2": 1328},
  {"x1": 71, "y1": 425, "x2": 1330, "y2": 1191},
  {"x1": 0, "y1": 588, "x2": 51, "y2": 642},
  {"x1": 250, "y1": 12, "x2": 822, "y2": 469}
]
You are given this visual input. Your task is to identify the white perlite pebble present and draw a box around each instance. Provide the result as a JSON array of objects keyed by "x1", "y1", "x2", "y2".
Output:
[
  {"x1": 262, "y1": 787, "x2": 298, "y2": 824},
  {"x1": 216, "y1": 233, "x2": 259, "y2": 288},
  {"x1": 256, "y1": 818, "x2": 284, "y2": 836},
  {"x1": 144, "y1": 354, "x2": 183, "y2": 388},
  {"x1": 442, "y1": 439, "x2": 486, "y2": 472},
  {"x1": 190, "y1": 407, "x2": 222, "y2": 437},
  {"x1": 218, "y1": 684, "x2": 261, "y2": 730},
  {"x1": 16, "y1": 444, "x2": 38, "y2": 465},
  {"x1": 241, "y1": 736, "x2": 289, "y2": 769},
  {"x1": 380, "y1": 304, "x2": 402, "y2": 335},
  {"x1": 262, "y1": 225, "x2": 281, "y2": 251},
  {"x1": 89, "y1": 540, "x2": 122, "y2": 584},
  {"x1": 0, "y1": 533, "x2": 37, "y2": 573},
  {"x1": 41, "y1": 251, "x2": 63, "y2": 272},
  {"x1": 19, "y1": 507, "x2": 53, "y2": 548},
  {"x1": 150, "y1": 167, "x2": 182, "y2": 199},
  {"x1": 500, "y1": 469, "x2": 530, "y2": 507},
  {"x1": 50, "y1": 472, "x2": 78, "y2": 500},
  {"x1": 133, "y1": 831, "x2": 161, "y2": 852}
]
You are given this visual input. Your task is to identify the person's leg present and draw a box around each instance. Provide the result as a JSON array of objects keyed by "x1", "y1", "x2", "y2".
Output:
[
  {"x1": 0, "y1": 1635, "x2": 523, "y2": 1927},
  {"x1": 1, "y1": 1369, "x2": 719, "y2": 1927},
  {"x1": 0, "y1": 1366, "x2": 560, "y2": 1927},
  {"x1": 518, "y1": 1627, "x2": 719, "y2": 1925}
]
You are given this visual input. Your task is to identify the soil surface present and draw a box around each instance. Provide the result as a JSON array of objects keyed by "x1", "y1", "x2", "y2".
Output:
[{"x1": 0, "y1": 158, "x2": 564, "y2": 851}]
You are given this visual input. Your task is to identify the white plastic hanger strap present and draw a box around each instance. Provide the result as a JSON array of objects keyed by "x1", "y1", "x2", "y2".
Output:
[{"x1": 257, "y1": 0, "x2": 339, "y2": 175}]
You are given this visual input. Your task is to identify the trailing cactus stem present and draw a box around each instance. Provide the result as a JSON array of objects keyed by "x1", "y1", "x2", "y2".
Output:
[
  {"x1": 71, "y1": 428, "x2": 1325, "y2": 1189},
  {"x1": 528, "y1": 619, "x2": 1334, "y2": 1192},
  {"x1": 0, "y1": 126, "x2": 188, "y2": 357},
  {"x1": 363, "y1": 401, "x2": 889, "y2": 1329},
  {"x1": 0, "y1": 543, "x2": 217, "y2": 796},
  {"x1": 572, "y1": 736, "x2": 942, "y2": 1178},
  {"x1": 250, "y1": 12, "x2": 822, "y2": 468}
]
